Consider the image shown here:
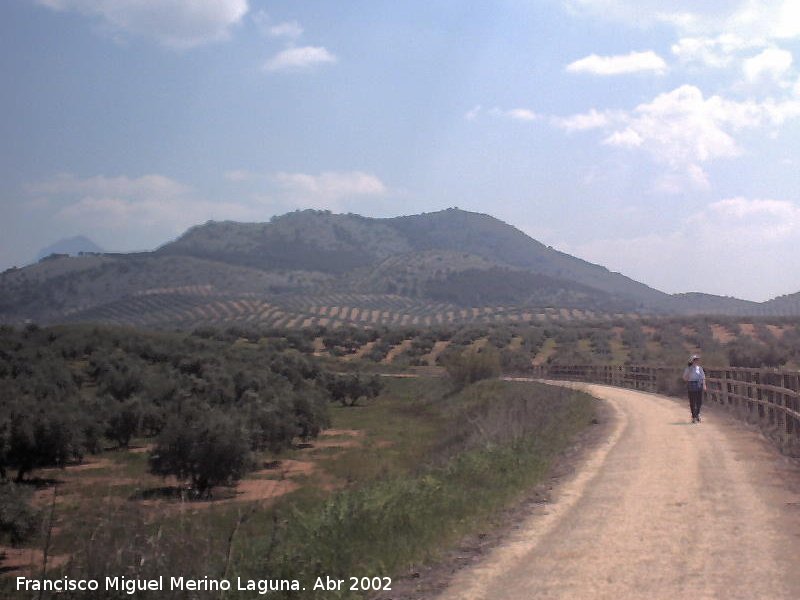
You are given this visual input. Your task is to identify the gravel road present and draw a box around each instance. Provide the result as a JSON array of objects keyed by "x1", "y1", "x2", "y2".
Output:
[{"x1": 436, "y1": 382, "x2": 800, "y2": 600}]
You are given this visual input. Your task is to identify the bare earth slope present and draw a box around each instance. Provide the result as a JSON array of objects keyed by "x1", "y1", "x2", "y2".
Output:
[{"x1": 437, "y1": 383, "x2": 800, "y2": 600}]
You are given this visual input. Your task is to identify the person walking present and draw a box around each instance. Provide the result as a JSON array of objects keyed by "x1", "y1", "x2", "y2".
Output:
[{"x1": 682, "y1": 354, "x2": 706, "y2": 423}]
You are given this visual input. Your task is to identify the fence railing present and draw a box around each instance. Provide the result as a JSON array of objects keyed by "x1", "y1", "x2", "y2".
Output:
[{"x1": 530, "y1": 364, "x2": 800, "y2": 445}]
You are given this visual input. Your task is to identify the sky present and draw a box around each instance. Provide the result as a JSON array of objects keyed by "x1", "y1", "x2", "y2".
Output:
[{"x1": 1, "y1": 0, "x2": 799, "y2": 302}]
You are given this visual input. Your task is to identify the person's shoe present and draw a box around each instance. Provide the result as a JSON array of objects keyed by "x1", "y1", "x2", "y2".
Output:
[
  {"x1": 691, "y1": 417, "x2": 697, "y2": 423},
  {"x1": 696, "y1": 416, "x2": 701, "y2": 423}
]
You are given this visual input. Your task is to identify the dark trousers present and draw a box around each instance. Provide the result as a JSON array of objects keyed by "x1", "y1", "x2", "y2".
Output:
[{"x1": 688, "y1": 389, "x2": 703, "y2": 419}]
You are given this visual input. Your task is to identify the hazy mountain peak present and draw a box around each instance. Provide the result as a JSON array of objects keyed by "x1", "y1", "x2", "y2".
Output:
[{"x1": 35, "y1": 235, "x2": 104, "y2": 262}]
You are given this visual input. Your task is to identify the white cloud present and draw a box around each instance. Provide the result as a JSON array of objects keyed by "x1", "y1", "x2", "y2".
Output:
[
  {"x1": 566, "y1": 51, "x2": 667, "y2": 75},
  {"x1": 761, "y1": 97, "x2": 800, "y2": 124},
  {"x1": 607, "y1": 86, "x2": 745, "y2": 165},
  {"x1": 223, "y1": 169, "x2": 253, "y2": 182},
  {"x1": 549, "y1": 83, "x2": 800, "y2": 192},
  {"x1": 507, "y1": 108, "x2": 538, "y2": 121},
  {"x1": 489, "y1": 107, "x2": 539, "y2": 121},
  {"x1": 271, "y1": 171, "x2": 387, "y2": 200},
  {"x1": 742, "y1": 47, "x2": 794, "y2": 84},
  {"x1": 728, "y1": 0, "x2": 800, "y2": 41},
  {"x1": 692, "y1": 197, "x2": 800, "y2": 237},
  {"x1": 26, "y1": 173, "x2": 262, "y2": 249},
  {"x1": 671, "y1": 34, "x2": 766, "y2": 68},
  {"x1": 465, "y1": 105, "x2": 482, "y2": 121},
  {"x1": 236, "y1": 171, "x2": 390, "y2": 213},
  {"x1": 564, "y1": 1, "x2": 735, "y2": 30},
  {"x1": 36, "y1": 0, "x2": 249, "y2": 48},
  {"x1": 220, "y1": 169, "x2": 390, "y2": 213},
  {"x1": 473, "y1": 105, "x2": 555, "y2": 125},
  {"x1": 553, "y1": 108, "x2": 613, "y2": 131},
  {"x1": 252, "y1": 10, "x2": 303, "y2": 39},
  {"x1": 263, "y1": 46, "x2": 337, "y2": 72},
  {"x1": 602, "y1": 127, "x2": 642, "y2": 147},
  {"x1": 28, "y1": 170, "x2": 390, "y2": 244},
  {"x1": 558, "y1": 85, "x2": 800, "y2": 190},
  {"x1": 27, "y1": 173, "x2": 190, "y2": 199},
  {"x1": 269, "y1": 21, "x2": 303, "y2": 39},
  {"x1": 653, "y1": 164, "x2": 710, "y2": 194},
  {"x1": 252, "y1": 11, "x2": 333, "y2": 74},
  {"x1": 564, "y1": 196, "x2": 800, "y2": 301},
  {"x1": 564, "y1": 1, "x2": 800, "y2": 41}
]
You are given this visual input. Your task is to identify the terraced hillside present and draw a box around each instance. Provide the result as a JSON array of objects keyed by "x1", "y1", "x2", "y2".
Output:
[
  {"x1": 3, "y1": 208, "x2": 799, "y2": 327},
  {"x1": 60, "y1": 289, "x2": 641, "y2": 330},
  {"x1": 184, "y1": 316, "x2": 800, "y2": 372}
]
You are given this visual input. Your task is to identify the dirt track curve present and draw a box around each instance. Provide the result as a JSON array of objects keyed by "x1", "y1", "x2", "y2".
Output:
[{"x1": 436, "y1": 382, "x2": 800, "y2": 600}]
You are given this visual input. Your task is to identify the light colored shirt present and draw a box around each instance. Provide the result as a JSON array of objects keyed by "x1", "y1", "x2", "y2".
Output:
[{"x1": 683, "y1": 365, "x2": 705, "y2": 383}]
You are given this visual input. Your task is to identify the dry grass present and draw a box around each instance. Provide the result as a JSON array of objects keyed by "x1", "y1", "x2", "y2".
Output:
[
  {"x1": 466, "y1": 337, "x2": 489, "y2": 354},
  {"x1": 423, "y1": 340, "x2": 451, "y2": 366},
  {"x1": 382, "y1": 339, "x2": 413, "y2": 364},
  {"x1": 766, "y1": 324, "x2": 787, "y2": 339},
  {"x1": 312, "y1": 336, "x2": 326, "y2": 355},
  {"x1": 508, "y1": 336, "x2": 524, "y2": 351},
  {"x1": 609, "y1": 338, "x2": 629, "y2": 364},
  {"x1": 343, "y1": 340, "x2": 376, "y2": 361},
  {"x1": 532, "y1": 338, "x2": 557, "y2": 366},
  {"x1": 0, "y1": 545, "x2": 70, "y2": 577},
  {"x1": 710, "y1": 323, "x2": 736, "y2": 344}
]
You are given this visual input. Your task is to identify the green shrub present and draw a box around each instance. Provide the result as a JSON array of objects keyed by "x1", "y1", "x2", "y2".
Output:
[
  {"x1": 500, "y1": 348, "x2": 533, "y2": 373},
  {"x1": 6, "y1": 409, "x2": 83, "y2": 481},
  {"x1": 443, "y1": 345, "x2": 501, "y2": 390},
  {"x1": 323, "y1": 373, "x2": 383, "y2": 407},
  {"x1": 0, "y1": 482, "x2": 38, "y2": 545},
  {"x1": 148, "y1": 411, "x2": 253, "y2": 497},
  {"x1": 106, "y1": 396, "x2": 144, "y2": 449}
]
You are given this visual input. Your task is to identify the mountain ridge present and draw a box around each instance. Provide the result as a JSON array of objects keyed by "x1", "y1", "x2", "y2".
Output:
[
  {"x1": 2, "y1": 208, "x2": 797, "y2": 327},
  {"x1": 34, "y1": 235, "x2": 104, "y2": 262},
  {"x1": 159, "y1": 208, "x2": 673, "y2": 308}
]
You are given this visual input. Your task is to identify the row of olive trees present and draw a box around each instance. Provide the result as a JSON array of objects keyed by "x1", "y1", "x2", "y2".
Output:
[{"x1": 0, "y1": 325, "x2": 388, "y2": 515}]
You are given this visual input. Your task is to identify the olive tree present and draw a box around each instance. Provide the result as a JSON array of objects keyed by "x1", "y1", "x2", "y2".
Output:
[{"x1": 148, "y1": 411, "x2": 252, "y2": 498}]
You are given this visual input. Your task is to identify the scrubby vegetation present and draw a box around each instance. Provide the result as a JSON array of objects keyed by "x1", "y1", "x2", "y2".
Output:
[
  {"x1": 1, "y1": 366, "x2": 594, "y2": 599},
  {"x1": 246, "y1": 379, "x2": 594, "y2": 596},
  {"x1": 0, "y1": 483, "x2": 38, "y2": 545},
  {"x1": 443, "y1": 345, "x2": 502, "y2": 390},
  {"x1": 2, "y1": 314, "x2": 798, "y2": 597},
  {"x1": 199, "y1": 316, "x2": 800, "y2": 374},
  {"x1": 0, "y1": 323, "x2": 337, "y2": 544}
]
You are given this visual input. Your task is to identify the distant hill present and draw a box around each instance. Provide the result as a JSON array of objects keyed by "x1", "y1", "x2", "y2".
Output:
[
  {"x1": 1, "y1": 208, "x2": 797, "y2": 328},
  {"x1": 159, "y1": 209, "x2": 672, "y2": 308},
  {"x1": 761, "y1": 292, "x2": 800, "y2": 316},
  {"x1": 386, "y1": 209, "x2": 674, "y2": 310},
  {"x1": 158, "y1": 212, "x2": 411, "y2": 273},
  {"x1": 669, "y1": 292, "x2": 761, "y2": 315},
  {"x1": 35, "y1": 235, "x2": 104, "y2": 261}
]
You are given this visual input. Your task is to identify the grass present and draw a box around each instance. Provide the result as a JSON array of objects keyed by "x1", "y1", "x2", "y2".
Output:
[
  {"x1": 609, "y1": 338, "x2": 629, "y2": 364},
  {"x1": 231, "y1": 379, "x2": 595, "y2": 599},
  {"x1": 1, "y1": 376, "x2": 594, "y2": 600}
]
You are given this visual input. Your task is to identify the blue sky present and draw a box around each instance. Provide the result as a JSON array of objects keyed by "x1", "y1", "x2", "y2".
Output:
[{"x1": 2, "y1": 1, "x2": 799, "y2": 301}]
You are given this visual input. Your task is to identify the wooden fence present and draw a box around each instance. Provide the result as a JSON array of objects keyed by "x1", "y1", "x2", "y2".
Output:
[{"x1": 530, "y1": 364, "x2": 800, "y2": 445}]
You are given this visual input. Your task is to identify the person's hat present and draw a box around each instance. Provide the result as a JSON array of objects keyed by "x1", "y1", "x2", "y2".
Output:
[{"x1": 689, "y1": 354, "x2": 700, "y2": 362}]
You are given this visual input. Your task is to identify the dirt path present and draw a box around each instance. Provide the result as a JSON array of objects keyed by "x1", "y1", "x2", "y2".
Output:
[{"x1": 437, "y1": 382, "x2": 800, "y2": 600}]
